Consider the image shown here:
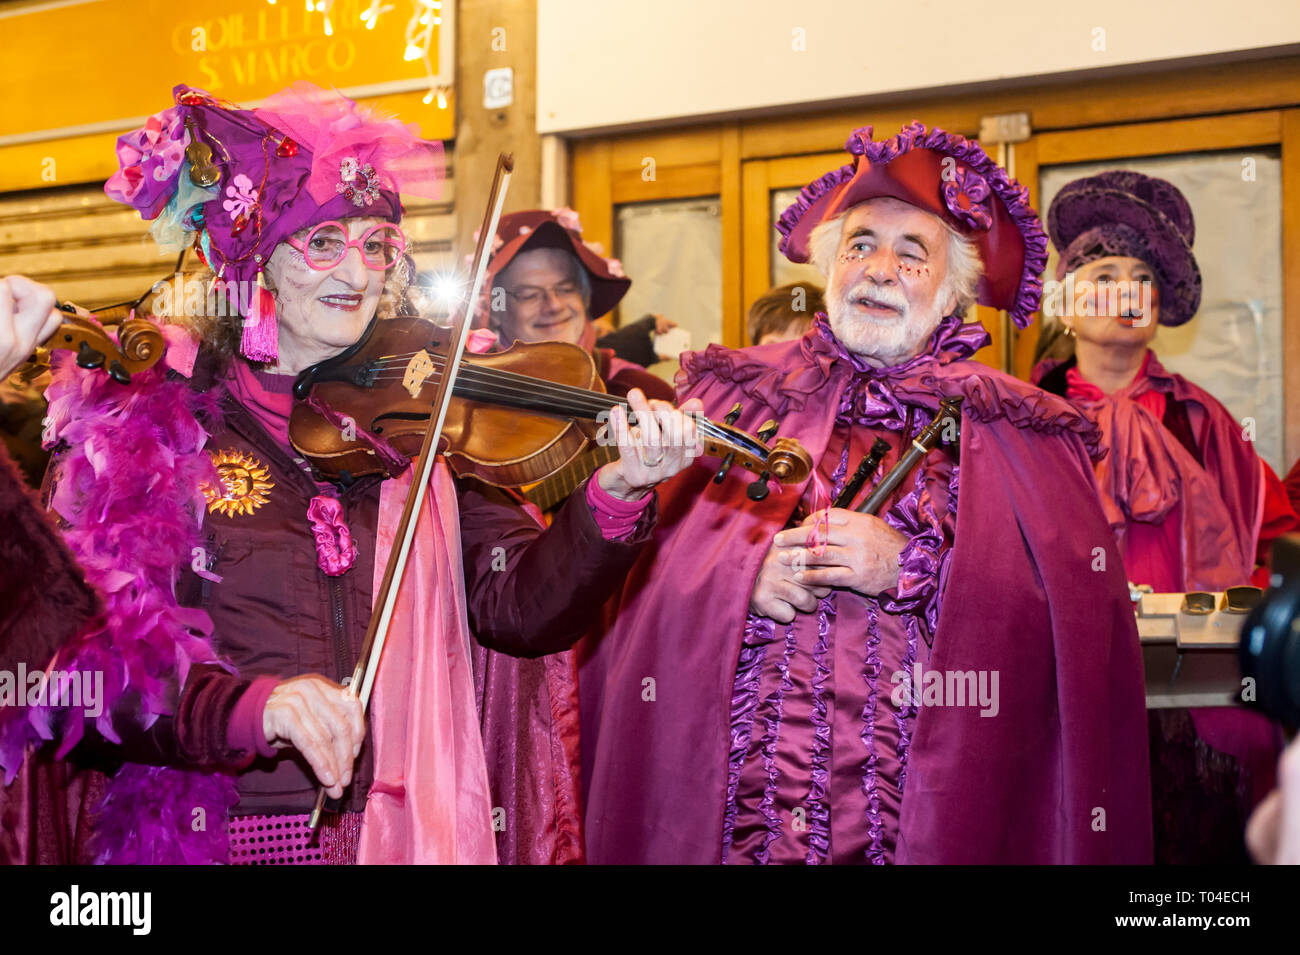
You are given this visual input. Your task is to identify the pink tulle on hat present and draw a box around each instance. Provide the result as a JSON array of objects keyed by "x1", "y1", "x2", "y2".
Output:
[
  {"x1": 103, "y1": 82, "x2": 447, "y2": 362},
  {"x1": 253, "y1": 82, "x2": 444, "y2": 208}
]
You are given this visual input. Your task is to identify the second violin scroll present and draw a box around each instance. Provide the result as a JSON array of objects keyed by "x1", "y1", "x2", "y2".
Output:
[{"x1": 45, "y1": 305, "x2": 166, "y2": 385}]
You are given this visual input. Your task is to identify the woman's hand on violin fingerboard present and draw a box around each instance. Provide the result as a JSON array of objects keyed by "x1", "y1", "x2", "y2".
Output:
[
  {"x1": 0, "y1": 275, "x2": 62, "y2": 380},
  {"x1": 597, "y1": 389, "x2": 705, "y2": 501}
]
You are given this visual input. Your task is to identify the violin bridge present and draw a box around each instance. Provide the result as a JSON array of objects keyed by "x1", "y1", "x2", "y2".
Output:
[{"x1": 403, "y1": 349, "x2": 437, "y2": 398}]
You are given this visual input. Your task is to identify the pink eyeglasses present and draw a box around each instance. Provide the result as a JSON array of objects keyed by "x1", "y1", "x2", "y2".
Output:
[{"x1": 285, "y1": 221, "x2": 407, "y2": 271}]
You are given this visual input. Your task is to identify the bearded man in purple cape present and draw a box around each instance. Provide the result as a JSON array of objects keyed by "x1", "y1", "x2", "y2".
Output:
[{"x1": 577, "y1": 122, "x2": 1153, "y2": 864}]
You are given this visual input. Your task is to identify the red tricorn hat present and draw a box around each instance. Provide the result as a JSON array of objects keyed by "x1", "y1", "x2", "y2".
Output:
[
  {"x1": 485, "y1": 209, "x2": 630, "y2": 319},
  {"x1": 776, "y1": 122, "x2": 1048, "y2": 328}
]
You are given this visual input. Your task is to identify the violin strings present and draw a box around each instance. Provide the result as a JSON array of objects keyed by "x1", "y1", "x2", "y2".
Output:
[
  {"x1": 316, "y1": 347, "x2": 761, "y2": 451},
  {"x1": 371, "y1": 364, "x2": 631, "y2": 413},
  {"x1": 366, "y1": 356, "x2": 640, "y2": 418},
  {"x1": 371, "y1": 355, "x2": 650, "y2": 420},
  {"x1": 358, "y1": 364, "x2": 744, "y2": 449},
  {"x1": 363, "y1": 371, "x2": 742, "y2": 448}
]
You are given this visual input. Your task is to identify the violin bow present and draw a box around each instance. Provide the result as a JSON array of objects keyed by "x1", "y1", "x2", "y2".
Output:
[{"x1": 309, "y1": 152, "x2": 514, "y2": 829}]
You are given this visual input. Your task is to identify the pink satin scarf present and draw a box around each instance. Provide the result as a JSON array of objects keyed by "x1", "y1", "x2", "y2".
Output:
[
  {"x1": 357, "y1": 461, "x2": 498, "y2": 864},
  {"x1": 1066, "y1": 355, "x2": 1249, "y2": 590}
]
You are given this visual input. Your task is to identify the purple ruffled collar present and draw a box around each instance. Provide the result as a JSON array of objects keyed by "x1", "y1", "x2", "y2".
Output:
[
  {"x1": 681, "y1": 312, "x2": 1103, "y2": 459},
  {"x1": 809, "y1": 312, "x2": 990, "y2": 383}
]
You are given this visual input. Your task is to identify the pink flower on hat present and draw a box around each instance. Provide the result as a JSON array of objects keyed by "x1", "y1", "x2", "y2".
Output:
[
  {"x1": 943, "y1": 167, "x2": 993, "y2": 231},
  {"x1": 552, "y1": 207, "x2": 583, "y2": 233},
  {"x1": 222, "y1": 174, "x2": 260, "y2": 220},
  {"x1": 606, "y1": 257, "x2": 626, "y2": 278},
  {"x1": 336, "y1": 157, "x2": 381, "y2": 207},
  {"x1": 104, "y1": 106, "x2": 190, "y2": 219}
]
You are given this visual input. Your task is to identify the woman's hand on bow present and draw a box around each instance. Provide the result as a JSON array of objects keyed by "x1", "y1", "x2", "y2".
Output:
[{"x1": 263, "y1": 673, "x2": 366, "y2": 800}]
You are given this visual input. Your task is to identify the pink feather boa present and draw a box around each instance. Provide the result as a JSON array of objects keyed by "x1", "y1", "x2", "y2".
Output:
[{"x1": 0, "y1": 352, "x2": 238, "y2": 864}]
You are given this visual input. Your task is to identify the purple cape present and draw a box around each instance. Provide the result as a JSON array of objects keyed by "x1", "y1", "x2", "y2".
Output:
[{"x1": 577, "y1": 326, "x2": 1153, "y2": 863}]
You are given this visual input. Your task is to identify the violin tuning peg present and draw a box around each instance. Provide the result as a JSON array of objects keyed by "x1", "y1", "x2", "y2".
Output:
[
  {"x1": 724, "y1": 402, "x2": 743, "y2": 426},
  {"x1": 713, "y1": 451, "x2": 736, "y2": 484},
  {"x1": 107, "y1": 360, "x2": 131, "y2": 386},
  {"x1": 756, "y1": 419, "x2": 778, "y2": 443},
  {"x1": 76, "y1": 340, "x2": 105, "y2": 370},
  {"x1": 747, "y1": 472, "x2": 770, "y2": 501}
]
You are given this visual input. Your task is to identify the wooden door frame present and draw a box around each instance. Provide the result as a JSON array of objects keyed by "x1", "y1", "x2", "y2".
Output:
[{"x1": 571, "y1": 124, "x2": 742, "y2": 338}]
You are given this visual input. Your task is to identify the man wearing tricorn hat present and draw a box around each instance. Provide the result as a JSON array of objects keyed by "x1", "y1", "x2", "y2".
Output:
[
  {"x1": 578, "y1": 122, "x2": 1153, "y2": 864},
  {"x1": 479, "y1": 208, "x2": 674, "y2": 402}
]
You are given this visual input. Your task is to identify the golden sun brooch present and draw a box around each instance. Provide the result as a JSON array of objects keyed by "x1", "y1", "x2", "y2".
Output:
[{"x1": 202, "y1": 449, "x2": 275, "y2": 518}]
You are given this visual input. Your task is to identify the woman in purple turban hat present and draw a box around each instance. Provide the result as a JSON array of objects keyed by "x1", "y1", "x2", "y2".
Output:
[{"x1": 1033, "y1": 170, "x2": 1299, "y2": 863}]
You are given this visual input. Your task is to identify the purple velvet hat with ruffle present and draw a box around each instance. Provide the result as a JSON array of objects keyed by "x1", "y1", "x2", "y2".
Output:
[
  {"x1": 1046, "y1": 171, "x2": 1201, "y2": 326},
  {"x1": 776, "y1": 121, "x2": 1049, "y2": 328},
  {"x1": 104, "y1": 82, "x2": 444, "y2": 359}
]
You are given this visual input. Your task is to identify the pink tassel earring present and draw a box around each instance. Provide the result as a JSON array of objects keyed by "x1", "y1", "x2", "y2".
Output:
[{"x1": 241, "y1": 258, "x2": 279, "y2": 362}]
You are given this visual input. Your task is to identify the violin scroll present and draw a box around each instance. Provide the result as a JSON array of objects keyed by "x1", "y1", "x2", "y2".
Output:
[
  {"x1": 115, "y1": 316, "x2": 167, "y2": 369},
  {"x1": 47, "y1": 305, "x2": 166, "y2": 385},
  {"x1": 763, "y1": 436, "x2": 813, "y2": 484}
]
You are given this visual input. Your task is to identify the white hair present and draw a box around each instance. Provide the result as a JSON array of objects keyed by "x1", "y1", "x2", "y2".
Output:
[{"x1": 808, "y1": 208, "x2": 982, "y2": 318}]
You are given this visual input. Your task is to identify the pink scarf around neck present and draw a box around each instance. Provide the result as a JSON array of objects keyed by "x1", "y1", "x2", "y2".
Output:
[
  {"x1": 1064, "y1": 350, "x2": 1249, "y2": 590},
  {"x1": 357, "y1": 462, "x2": 497, "y2": 863}
]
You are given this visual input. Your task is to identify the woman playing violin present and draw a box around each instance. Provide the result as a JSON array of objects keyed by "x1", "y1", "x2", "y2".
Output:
[{"x1": 0, "y1": 82, "x2": 702, "y2": 865}]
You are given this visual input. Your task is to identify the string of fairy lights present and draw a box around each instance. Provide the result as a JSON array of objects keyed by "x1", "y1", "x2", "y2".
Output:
[{"x1": 265, "y1": 0, "x2": 449, "y2": 109}]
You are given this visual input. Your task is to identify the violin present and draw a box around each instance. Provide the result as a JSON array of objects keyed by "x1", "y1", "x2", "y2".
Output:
[
  {"x1": 35, "y1": 272, "x2": 177, "y2": 384},
  {"x1": 45, "y1": 304, "x2": 166, "y2": 384},
  {"x1": 289, "y1": 313, "x2": 814, "y2": 499}
]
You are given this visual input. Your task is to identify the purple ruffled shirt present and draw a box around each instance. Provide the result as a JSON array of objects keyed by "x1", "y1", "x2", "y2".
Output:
[{"x1": 723, "y1": 317, "x2": 966, "y2": 864}]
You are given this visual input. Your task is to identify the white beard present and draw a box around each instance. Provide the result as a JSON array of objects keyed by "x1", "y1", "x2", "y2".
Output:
[{"x1": 827, "y1": 278, "x2": 948, "y2": 367}]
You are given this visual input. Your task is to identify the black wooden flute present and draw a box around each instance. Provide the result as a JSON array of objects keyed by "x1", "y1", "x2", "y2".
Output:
[
  {"x1": 832, "y1": 437, "x2": 891, "y2": 509},
  {"x1": 856, "y1": 397, "x2": 963, "y2": 515}
]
